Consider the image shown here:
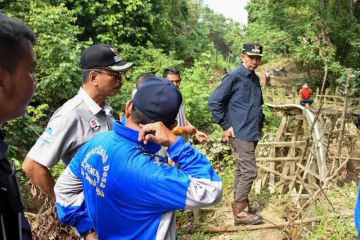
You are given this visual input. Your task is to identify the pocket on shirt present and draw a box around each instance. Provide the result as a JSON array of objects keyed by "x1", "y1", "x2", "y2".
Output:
[{"x1": 232, "y1": 82, "x2": 250, "y2": 103}]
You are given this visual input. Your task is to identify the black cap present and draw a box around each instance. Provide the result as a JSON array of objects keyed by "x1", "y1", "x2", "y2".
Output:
[
  {"x1": 242, "y1": 43, "x2": 263, "y2": 56},
  {"x1": 133, "y1": 77, "x2": 182, "y2": 127},
  {"x1": 80, "y1": 43, "x2": 133, "y2": 72}
]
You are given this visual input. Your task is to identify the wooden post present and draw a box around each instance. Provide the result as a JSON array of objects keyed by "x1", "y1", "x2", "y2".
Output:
[
  {"x1": 332, "y1": 75, "x2": 350, "y2": 174},
  {"x1": 278, "y1": 118, "x2": 302, "y2": 193},
  {"x1": 268, "y1": 115, "x2": 287, "y2": 193},
  {"x1": 292, "y1": 87, "x2": 297, "y2": 104}
]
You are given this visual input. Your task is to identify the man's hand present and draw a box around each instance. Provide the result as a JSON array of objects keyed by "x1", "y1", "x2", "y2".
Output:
[
  {"x1": 195, "y1": 130, "x2": 208, "y2": 143},
  {"x1": 138, "y1": 122, "x2": 178, "y2": 147},
  {"x1": 224, "y1": 127, "x2": 235, "y2": 142},
  {"x1": 182, "y1": 125, "x2": 196, "y2": 135}
]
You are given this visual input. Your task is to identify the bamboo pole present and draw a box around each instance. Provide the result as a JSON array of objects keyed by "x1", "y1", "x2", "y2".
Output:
[
  {"x1": 296, "y1": 163, "x2": 322, "y2": 181},
  {"x1": 332, "y1": 75, "x2": 350, "y2": 173},
  {"x1": 257, "y1": 157, "x2": 302, "y2": 162},
  {"x1": 204, "y1": 212, "x2": 353, "y2": 233},
  {"x1": 268, "y1": 116, "x2": 287, "y2": 192},
  {"x1": 258, "y1": 141, "x2": 307, "y2": 147},
  {"x1": 289, "y1": 62, "x2": 328, "y2": 190}
]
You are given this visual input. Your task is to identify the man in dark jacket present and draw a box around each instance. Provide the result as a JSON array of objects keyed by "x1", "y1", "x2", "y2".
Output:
[
  {"x1": 209, "y1": 43, "x2": 265, "y2": 225},
  {"x1": 0, "y1": 14, "x2": 36, "y2": 239}
]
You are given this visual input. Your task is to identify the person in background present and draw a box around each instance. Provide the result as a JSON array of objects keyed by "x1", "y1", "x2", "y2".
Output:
[
  {"x1": 22, "y1": 43, "x2": 132, "y2": 201},
  {"x1": 208, "y1": 43, "x2": 265, "y2": 226},
  {"x1": 163, "y1": 68, "x2": 208, "y2": 142},
  {"x1": 118, "y1": 72, "x2": 156, "y2": 121},
  {"x1": 0, "y1": 13, "x2": 36, "y2": 240},
  {"x1": 132, "y1": 72, "x2": 156, "y2": 98},
  {"x1": 299, "y1": 83, "x2": 314, "y2": 106},
  {"x1": 54, "y1": 77, "x2": 222, "y2": 239}
]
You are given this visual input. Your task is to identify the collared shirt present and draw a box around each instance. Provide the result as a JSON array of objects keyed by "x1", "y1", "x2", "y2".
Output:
[
  {"x1": 27, "y1": 88, "x2": 114, "y2": 167},
  {"x1": 208, "y1": 64, "x2": 264, "y2": 141},
  {"x1": 55, "y1": 120, "x2": 222, "y2": 239},
  {"x1": 176, "y1": 104, "x2": 187, "y2": 127}
]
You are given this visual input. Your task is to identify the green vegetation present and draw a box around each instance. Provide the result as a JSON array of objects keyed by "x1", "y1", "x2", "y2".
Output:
[
  {"x1": 2, "y1": 0, "x2": 359, "y2": 163},
  {"x1": 307, "y1": 182, "x2": 357, "y2": 239},
  {"x1": 1, "y1": 0, "x2": 244, "y2": 161},
  {"x1": 1, "y1": 0, "x2": 360, "y2": 238}
]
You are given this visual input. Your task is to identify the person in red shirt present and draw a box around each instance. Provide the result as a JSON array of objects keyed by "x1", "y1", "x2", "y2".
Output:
[{"x1": 299, "y1": 83, "x2": 314, "y2": 106}]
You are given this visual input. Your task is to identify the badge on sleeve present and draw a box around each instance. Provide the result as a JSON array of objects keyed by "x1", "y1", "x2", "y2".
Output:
[
  {"x1": 46, "y1": 127, "x2": 53, "y2": 135},
  {"x1": 89, "y1": 119, "x2": 101, "y2": 131}
]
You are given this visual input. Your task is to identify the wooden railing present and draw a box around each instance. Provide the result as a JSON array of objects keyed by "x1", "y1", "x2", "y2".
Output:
[{"x1": 263, "y1": 87, "x2": 360, "y2": 112}]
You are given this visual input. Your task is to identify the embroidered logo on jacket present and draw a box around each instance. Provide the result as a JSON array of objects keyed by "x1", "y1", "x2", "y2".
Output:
[{"x1": 81, "y1": 146, "x2": 109, "y2": 198}]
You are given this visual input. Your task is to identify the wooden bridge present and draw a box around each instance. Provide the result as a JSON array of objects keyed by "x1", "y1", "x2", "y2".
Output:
[{"x1": 255, "y1": 90, "x2": 359, "y2": 204}]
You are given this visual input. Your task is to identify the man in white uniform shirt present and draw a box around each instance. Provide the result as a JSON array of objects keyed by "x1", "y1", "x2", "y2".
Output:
[{"x1": 22, "y1": 43, "x2": 133, "y2": 199}]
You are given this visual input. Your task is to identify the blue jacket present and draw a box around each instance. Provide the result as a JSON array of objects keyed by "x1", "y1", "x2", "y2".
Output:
[
  {"x1": 208, "y1": 64, "x2": 264, "y2": 141},
  {"x1": 55, "y1": 120, "x2": 222, "y2": 239},
  {"x1": 355, "y1": 182, "x2": 360, "y2": 239}
]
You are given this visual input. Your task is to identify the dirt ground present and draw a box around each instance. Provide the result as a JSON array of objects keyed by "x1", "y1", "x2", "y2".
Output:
[{"x1": 206, "y1": 205, "x2": 286, "y2": 240}]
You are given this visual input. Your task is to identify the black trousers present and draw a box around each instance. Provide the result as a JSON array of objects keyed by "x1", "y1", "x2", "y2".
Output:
[{"x1": 230, "y1": 138, "x2": 258, "y2": 202}]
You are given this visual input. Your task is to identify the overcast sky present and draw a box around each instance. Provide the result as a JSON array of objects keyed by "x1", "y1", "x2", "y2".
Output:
[{"x1": 202, "y1": 0, "x2": 250, "y2": 24}]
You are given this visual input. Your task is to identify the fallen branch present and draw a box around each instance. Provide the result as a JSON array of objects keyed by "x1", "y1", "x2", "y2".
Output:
[{"x1": 203, "y1": 212, "x2": 353, "y2": 233}]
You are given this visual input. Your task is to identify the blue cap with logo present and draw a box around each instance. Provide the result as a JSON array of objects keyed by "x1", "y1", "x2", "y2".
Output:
[{"x1": 133, "y1": 77, "x2": 182, "y2": 127}]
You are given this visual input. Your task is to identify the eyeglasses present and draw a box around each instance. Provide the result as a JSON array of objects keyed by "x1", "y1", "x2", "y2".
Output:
[{"x1": 93, "y1": 69, "x2": 122, "y2": 81}]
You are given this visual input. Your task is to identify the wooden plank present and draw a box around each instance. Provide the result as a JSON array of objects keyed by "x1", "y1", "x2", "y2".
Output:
[
  {"x1": 279, "y1": 119, "x2": 302, "y2": 193},
  {"x1": 289, "y1": 120, "x2": 302, "y2": 180},
  {"x1": 329, "y1": 156, "x2": 360, "y2": 161},
  {"x1": 257, "y1": 157, "x2": 302, "y2": 162},
  {"x1": 278, "y1": 162, "x2": 290, "y2": 193},
  {"x1": 258, "y1": 141, "x2": 306, "y2": 147},
  {"x1": 268, "y1": 116, "x2": 287, "y2": 193}
]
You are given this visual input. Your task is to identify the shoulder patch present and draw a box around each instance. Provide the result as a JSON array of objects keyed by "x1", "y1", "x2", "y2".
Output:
[{"x1": 89, "y1": 119, "x2": 101, "y2": 131}]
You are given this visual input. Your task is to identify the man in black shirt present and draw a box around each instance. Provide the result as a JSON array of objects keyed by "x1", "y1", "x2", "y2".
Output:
[
  {"x1": 0, "y1": 13, "x2": 37, "y2": 239},
  {"x1": 209, "y1": 43, "x2": 265, "y2": 225}
]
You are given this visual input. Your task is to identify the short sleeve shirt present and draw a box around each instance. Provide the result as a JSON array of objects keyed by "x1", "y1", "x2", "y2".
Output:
[
  {"x1": 27, "y1": 88, "x2": 114, "y2": 168},
  {"x1": 176, "y1": 104, "x2": 187, "y2": 127}
]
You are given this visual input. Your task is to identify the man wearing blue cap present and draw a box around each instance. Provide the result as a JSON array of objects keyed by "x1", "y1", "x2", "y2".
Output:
[
  {"x1": 54, "y1": 77, "x2": 222, "y2": 239},
  {"x1": 22, "y1": 43, "x2": 133, "y2": 201},
  {"x1": 209, "y1": 43, "x2": 265, "y2": 225}
]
